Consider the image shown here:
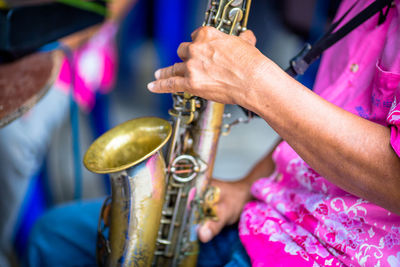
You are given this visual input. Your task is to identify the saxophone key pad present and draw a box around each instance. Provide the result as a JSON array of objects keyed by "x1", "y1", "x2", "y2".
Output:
[{"x1": 169, "y1": 155, "x2": 207, "y2": 183}]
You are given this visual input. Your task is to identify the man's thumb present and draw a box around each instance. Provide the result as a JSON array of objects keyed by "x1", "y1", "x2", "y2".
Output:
[
  {"x1": 198, "y1": 219, "x2": 225, "y2": 243},
  {"x1": 239, "y1": 30, "x2": 256, "y2": 46}
]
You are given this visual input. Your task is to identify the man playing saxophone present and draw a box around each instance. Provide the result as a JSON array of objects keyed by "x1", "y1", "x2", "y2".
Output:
[
  {"x1": 148, "y1": 0, "x2": 400, "y2": 264},
  {"x1": 26, "y1": 0, "x2": 400, "y2": 266}
]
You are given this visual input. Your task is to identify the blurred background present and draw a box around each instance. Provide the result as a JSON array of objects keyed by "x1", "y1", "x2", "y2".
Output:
[{"x1": 0, "y1": 0, "x2": 339, "y2": 265}]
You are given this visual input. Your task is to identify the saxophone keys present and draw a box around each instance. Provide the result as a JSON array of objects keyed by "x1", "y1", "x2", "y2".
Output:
[
  {"x1": 202, "y1": 186, "x2": 221, "y2": 220},
  {"x1": 231, "y1": 0, "x2": 243, "y2": 6},
  {"x1": 229, "y1": 7, "x2": 243, "y2": 21},
  {"x1": 169, "y1": 155, "x2": 208, "y2": 183},
  {"x1": 204, "y1": 185, "x2": 221, "y2": 204}
]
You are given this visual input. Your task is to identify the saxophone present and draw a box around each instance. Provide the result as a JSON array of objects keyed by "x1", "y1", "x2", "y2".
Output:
[{"x1": 83, "y1": 1, "x2": 252, "y2": 266}]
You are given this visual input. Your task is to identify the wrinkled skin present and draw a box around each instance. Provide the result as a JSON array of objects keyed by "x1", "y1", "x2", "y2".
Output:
[
  {"x1": 147, "y1": 26, "x2": 271, "y2": 109},
  {"x1": 148, "y1": 26, "x2": 400, "y2": 242}
]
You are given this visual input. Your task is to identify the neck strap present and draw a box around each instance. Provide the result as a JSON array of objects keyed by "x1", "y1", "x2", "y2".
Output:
[{"x1": 286, "y1": 0, "x2": 394, "y2": 77}]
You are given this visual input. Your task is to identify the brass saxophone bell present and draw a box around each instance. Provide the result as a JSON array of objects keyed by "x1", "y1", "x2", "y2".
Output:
[{"x1": 84, "y1": 117, "x2": 172, "y2": 174}]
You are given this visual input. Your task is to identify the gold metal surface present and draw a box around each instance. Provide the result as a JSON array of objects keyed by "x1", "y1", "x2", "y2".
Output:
[
  {"x1": 108, "y1": 152, "x2": 166, "y2": 267},
  {"x1": 216, "y1": 0, "x2": 235, "y2": 30},
  {"x1": 203, "y1": 186, "x2": 221, "y2": 220},
  {"x1": 242, "y1": 0, "x2": 252, "y2": 30},
  {"x1": 84, "y1": 117, "x2": 172, "y2": 174},
  {"x1": 177, "y1": 241, "x2": 199, "y2": 267}
]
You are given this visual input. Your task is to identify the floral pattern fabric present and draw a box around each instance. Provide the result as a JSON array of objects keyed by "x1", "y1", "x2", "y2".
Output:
[{"x1": 239, "y1": 0, "x2": 400, "y2": 266}]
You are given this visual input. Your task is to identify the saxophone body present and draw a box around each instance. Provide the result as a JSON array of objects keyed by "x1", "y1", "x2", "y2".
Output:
[{"x1": 83, "y1": 1, "x2": 252, "y2": 266}]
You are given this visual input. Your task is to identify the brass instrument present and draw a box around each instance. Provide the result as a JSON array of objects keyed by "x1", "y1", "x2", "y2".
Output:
[{"x1": 83, "y1": 0, "x2": 252, "y2": 266}]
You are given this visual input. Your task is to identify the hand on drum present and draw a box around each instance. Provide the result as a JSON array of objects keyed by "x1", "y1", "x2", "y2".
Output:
[
  {"x1": 147, "y1": 26, "x2": 269, "y2": 109},
  {"x1": 197, "y1": 178, "x2": 252, "y2": 243}
]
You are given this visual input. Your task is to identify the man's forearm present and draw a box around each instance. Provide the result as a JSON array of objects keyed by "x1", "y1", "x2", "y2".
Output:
[
  {"x1": 238, "y1": 139, "x2": 281, "y2": 201},
  {"x1": 248, "y1": 63, "x2": 400, "y2": 214}
]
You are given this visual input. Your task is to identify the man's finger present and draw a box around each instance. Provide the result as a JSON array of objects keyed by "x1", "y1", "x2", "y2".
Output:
[
  {"x1": 190, "y1": 26, "x2": 203, "y2": 41},
  {"x1": 147, "y1": 77, "x2": 187, "y2": 93},
  {"x1": 191, "y1": 26, "x2": 219, "y2": 41},
  {"x1": 198, "y1": 219, "x2": 226, "y2": 243},
  {"x1": 155, "y1": 63, "x2": 186, "y2": 80},
  {"x1": 239, "y1": 30, "x2": 256, "y2": 46},
  {"x1": 177, "y1": 42, "x2": 190, "y2": 60}
]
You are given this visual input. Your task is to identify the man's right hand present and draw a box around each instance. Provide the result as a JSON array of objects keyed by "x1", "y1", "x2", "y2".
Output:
[{"x1": 197, "y1": 178, "x2": 252, "y2": 243}]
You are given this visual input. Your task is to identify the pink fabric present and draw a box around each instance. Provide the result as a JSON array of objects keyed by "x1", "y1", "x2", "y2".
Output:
[
  {"x1": 239, "y1": 1, "x2": 400, "y2": 266},
  {"x1": 56, "y1": 22, "x2": 118, "y2": 111}
]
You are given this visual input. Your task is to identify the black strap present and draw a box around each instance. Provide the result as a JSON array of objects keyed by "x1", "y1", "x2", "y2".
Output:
[{"x1": 286, "y1": 0, "x2": 393, "y2": 77}]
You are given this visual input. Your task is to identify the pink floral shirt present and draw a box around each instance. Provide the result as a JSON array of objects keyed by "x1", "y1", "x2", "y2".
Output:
[{"x1": 239, "y1": 1, "x2": 400, "y2": 266}]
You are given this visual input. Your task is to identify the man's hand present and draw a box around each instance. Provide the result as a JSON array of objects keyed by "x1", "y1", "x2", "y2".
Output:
[
  {"x1": 197, "y1": 142, "x2": 279, "y2": 243},
  {"x1": 198, "y1": 178, "x2": 252, "y2": 243},
  {"x1": 147, "y1": 26, "x2": 268, "y2": 109}
]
